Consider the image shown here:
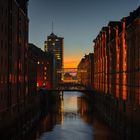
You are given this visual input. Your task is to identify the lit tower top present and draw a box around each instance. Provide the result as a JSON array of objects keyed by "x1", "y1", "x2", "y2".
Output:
[{"x1": 44, "y1": 31, "x2": 64, "y2": 70}]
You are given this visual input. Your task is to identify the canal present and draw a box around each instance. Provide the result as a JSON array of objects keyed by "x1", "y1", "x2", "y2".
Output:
[{"x1": 1, "y1": 91, "x2": 123, "y2": 140}]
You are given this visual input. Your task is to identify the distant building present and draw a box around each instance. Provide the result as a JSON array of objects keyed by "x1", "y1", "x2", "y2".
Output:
[
  {"x1": 77, "y1": 53, "x2": 94, "y2": 89},
  {"x1": 29, "y1": 44, "x2": 57, "y2": 90},
  {"x1": 64, "y1": 73, "x2": 73, "y2": 80},
  {"x1": 44, "y1": 32, "x2": 64, "y2": 83}
]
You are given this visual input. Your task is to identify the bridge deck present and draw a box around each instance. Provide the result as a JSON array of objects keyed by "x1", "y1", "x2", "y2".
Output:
[{"x1": 38, "y1": 83, "x2": 92, "y2": 92}]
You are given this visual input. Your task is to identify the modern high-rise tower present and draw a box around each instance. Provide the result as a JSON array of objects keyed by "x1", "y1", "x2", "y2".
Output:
[{"x1": 44, "y1": 32, "x2": 64, "y2": 83}]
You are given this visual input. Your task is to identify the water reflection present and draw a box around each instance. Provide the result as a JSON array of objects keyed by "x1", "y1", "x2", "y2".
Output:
[
  {"x1": 37, "y1": 91, "x2": 93, "y2": 140},
  {"x1": 37, "y1": 91, "x2": 121, "y2": 140},
  {"x1": 1, "y1": 91, "x2": 122, "y2": 140}
]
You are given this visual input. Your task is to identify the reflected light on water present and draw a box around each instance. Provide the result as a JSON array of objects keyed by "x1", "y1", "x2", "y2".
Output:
[
  {"x1": 1, "y1": 91, "x2": 122, "y2": 140},
  {"x1": 64, "y1": 96, "x2": 78, "y2": 113}
]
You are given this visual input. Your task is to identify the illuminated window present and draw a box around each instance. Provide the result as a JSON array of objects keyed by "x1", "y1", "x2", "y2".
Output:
[
  {"x1": 44, "y1": 77, "x2": 47, "y2": 80},
  {"x1": 44, "y1": 67, "x2": 47, "y2": 70},
  {"x1": 37, "y1": 61, "x2": 40, "y2": 64}
]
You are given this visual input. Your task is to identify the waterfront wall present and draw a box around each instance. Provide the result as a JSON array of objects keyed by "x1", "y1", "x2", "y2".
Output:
[
  {"x1": 0, "y1": 0, "x2": 29, "y2": 131},
  {"x1": 93, "y1": 7, "x2": 140, "y2": 139},
  {"x1": 78, "y1": 6, "x2": 140, "y2": 139},
  {"x1": 0, "y1": 0, "x2": 41, "y2": 132}
]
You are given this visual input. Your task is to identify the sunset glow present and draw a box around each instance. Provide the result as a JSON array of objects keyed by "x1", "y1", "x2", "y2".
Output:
[{"x1": 64, "y1": 58, "x2": 81, "y2": 68}]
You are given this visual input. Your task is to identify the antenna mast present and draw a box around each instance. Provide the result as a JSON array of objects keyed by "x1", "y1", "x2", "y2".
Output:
[{"x1": 52, "y1": 21, "x2": 54, "y2": 33}]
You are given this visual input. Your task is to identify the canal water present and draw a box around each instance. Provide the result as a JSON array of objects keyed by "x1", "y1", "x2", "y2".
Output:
[
  {"x1": 36, "y1": 91, "x2": 121, "y2": 140},
  {"x1": 1, "y1": 91, "x2": 122, "y2": 140}
]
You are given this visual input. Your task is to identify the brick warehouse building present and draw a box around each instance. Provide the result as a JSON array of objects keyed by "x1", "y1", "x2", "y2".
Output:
[
  {"x1": 77, "y1": 53, "x2": 94, "y2": 89},
  {"x1": 93, "y1": 6, "x2": 140, "y2": 139},
  {"x1": 28, "y1": 44, "x2": 37, "y2": 95},
  {"x1": 29, "y1": 43, "x2": 57, "y2": 90},
  {"x1": 0, "y1": 0, "x2": 29, "y2": 127}
]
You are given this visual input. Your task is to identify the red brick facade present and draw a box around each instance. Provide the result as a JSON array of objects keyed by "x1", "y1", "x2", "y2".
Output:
[
  {"x1": 29, "y1": 44, "x2": 56, "y2": 90},
  {"x1": 77, "y1": 53, "x2": 94, "y2": 89},
  {"x1": 0, "y1": 0, "x2": 29, "y2": 128},
  {"x1": 93, "y1": 6, "x2": 140, "y2": 138},
  {"x1": 93, "y1": 7, "x2": 140, "y2": 103}
]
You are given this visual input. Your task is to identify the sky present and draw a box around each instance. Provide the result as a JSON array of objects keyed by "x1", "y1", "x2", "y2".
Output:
[{"x1": 28, "y1": 0, "x2": 140, "y2": 68}]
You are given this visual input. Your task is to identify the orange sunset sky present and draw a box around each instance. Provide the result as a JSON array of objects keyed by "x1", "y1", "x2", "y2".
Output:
[
  {"x1": 63, "y1": 50, "x2": 89, "y2": 68},
  {"x1": 64, "y1": 57, "x2": 81, "y2": 68}
]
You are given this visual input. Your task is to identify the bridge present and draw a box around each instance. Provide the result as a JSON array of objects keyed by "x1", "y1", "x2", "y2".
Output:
[
  {"x1": 57, "y1": 68, "x2": 78, "y2": 73},
  {"x1": 55, "y1": 82, "x2": 86, "y2": 91},
  {"x1": 38, "y1": 67, "x2": 88, "y2": 92},
  {"x1": 57, "y1": 67, "x2": 87, "y2": 84},
  {"x1": 38, "y1": 82, "x2": 88, "y2": 92},
  {"x1": 57, "y1": 68, "x2": 87, "y2": 74}
]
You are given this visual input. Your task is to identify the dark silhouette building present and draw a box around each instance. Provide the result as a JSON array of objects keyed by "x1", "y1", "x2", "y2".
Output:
[
  {"x1": 28, "y1": 45, "x2": 37, "y2": 95},
  {"x1": 0, "y1": 0, "x2": 29, "y2": 128},
  {"x1": 29, "y1": 43, "x2": 57, "y2": 90}
]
